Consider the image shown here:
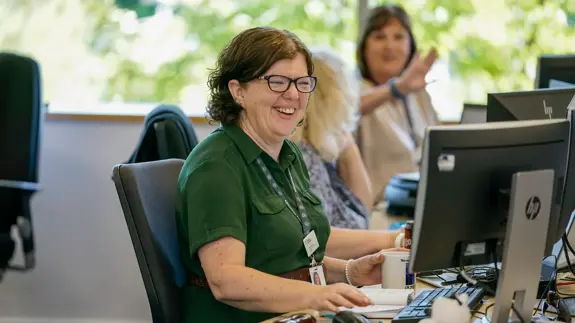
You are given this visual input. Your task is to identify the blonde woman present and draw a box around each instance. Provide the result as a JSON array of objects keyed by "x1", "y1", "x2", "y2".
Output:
[{"x1": 292, "y1": 48, "x2": 373, "y2": 229}]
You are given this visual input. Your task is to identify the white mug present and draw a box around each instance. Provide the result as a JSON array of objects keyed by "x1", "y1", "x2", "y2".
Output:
[{"x1": 381, "y1": 251, "x2": 415, "y2": 289}]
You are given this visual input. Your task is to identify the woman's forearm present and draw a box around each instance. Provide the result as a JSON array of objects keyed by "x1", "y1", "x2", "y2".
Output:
[
  {"x1": 336, "y1": 142, "x2": 373, "y2": 211},
  {"x1": 323, "y1": 257, "x2": 347, "y2": 284},
  {"x1": 359, "y1": 85, "x2": 395, "y2": 115},
  {"x1": 210, "y1": 265, "x2": 317, "y2": 313},
  {"x1": 326, "y1": 228, "x2": 399, "y2": 260}
]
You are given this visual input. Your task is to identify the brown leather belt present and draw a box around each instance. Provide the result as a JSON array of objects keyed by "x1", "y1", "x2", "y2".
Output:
[{"x1": 190, "y1": 263, "x2": 326, "y2": 288}]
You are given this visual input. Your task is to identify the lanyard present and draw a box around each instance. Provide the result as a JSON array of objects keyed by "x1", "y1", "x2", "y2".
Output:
[
  {"x1": 255, "y1": 157, "x2": 312, "y2": 236},
  {"x1": 401, "y1": 98, "x2": 419, "y2": 149}
]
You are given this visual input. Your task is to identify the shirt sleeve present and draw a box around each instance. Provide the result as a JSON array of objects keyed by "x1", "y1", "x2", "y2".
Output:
[{"x1": 180, "y1": 157, "x2": 247, "y2": 257}]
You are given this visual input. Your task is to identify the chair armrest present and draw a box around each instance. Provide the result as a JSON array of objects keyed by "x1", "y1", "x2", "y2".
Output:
[{"x1": 0, "y1": 180, "x2": 40, "y2": 191}]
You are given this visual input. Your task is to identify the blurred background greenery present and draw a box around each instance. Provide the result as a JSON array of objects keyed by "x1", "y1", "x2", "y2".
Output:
[{"x1": 0, "y1": 0, "x2": 574, "y2": 120}]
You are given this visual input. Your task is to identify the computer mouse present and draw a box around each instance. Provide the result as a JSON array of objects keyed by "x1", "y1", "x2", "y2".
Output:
[{"x1": 332, "y1": 311, "x2": 370, "y2": 323}]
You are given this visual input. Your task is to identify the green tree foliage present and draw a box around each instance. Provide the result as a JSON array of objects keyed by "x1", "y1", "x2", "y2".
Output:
[
  {"x1": 1, "y1": 0, "x2": 574, "y2": 113},
  {"x1": 101, "y1": 0, "x2": 359, "y2": 104},
  {"x1": 400, "y1": 0, "x2": 575, "y2": 102}
]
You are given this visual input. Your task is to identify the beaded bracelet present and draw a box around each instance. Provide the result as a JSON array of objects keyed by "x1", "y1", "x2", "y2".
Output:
[{"x1": 345, "y1": 259, "x2": 354, "y2": 286}]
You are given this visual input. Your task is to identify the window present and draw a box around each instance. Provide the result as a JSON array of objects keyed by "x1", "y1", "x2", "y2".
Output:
[
  {"x1": 2, "y1": 0, "x2": 574, "y2": 121},
  {"x1": 1, "y1": 0, "x2": 358, "y2": 117}
]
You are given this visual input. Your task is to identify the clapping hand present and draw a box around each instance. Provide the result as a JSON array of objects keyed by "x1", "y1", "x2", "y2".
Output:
[{"x1": 396, "y1": 48, "x2": 438, "y2": 96}]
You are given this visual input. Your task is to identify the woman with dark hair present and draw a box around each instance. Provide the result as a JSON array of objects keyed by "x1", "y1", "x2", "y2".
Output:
[
  {"x1": 176, "y1": 26, "x2": 406, "y2": 322},
  {"x1": 355, "y1": 4, "x2": 439, "y2": 209}
]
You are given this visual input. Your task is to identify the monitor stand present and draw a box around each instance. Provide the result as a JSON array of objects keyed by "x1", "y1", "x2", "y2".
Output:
[{"x1": 482, "y1": 169, "x2": 555, "y2": 323}]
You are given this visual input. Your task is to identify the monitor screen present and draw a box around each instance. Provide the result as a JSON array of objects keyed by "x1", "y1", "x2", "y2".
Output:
[
  {"x1": 549, "y1": 79, "x2": 575, "y2": 89},
  {"x1": 535, "y1": 54, "x2": 575, "y2": 89}
]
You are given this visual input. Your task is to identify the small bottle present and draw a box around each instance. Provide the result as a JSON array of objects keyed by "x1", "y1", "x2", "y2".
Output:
[
  {"x1": 404, "y1": 220, "x2": 415, "y2": 290},
  {"x1": 404, "y1": 220, "x2": 413, "y2": 250}
]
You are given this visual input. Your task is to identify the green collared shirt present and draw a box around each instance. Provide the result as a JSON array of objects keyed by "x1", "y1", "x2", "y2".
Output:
[{"x1": 176, "y1": 124, "x2": 331, "y2": 323}]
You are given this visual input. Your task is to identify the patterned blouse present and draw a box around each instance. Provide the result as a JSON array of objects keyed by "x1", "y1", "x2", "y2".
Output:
[{"x1": 298, "y1": 142, "x2": 370, "y2": 229}]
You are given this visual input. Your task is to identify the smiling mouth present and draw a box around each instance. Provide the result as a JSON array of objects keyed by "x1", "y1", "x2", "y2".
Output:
[{"x1": 275, "y1": 107, "x2": 295, "y2": 115}]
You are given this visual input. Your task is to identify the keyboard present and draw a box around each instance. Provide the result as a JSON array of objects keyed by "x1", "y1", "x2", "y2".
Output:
[{"x1": 391, "y1": 286, "x2": 485, "y2": 323}]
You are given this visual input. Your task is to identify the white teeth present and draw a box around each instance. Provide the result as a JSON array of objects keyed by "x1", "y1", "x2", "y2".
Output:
[{"x1": 276, "y1": 107, "x2": 295, "y2": 115}]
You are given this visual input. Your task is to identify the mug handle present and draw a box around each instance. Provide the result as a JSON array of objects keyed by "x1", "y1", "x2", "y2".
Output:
[{"x1": 394, "y1": 233, "x2": 405, "y2": 248}]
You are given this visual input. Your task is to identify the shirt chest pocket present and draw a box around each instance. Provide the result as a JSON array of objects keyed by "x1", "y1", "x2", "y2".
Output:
[
  {"x1": 299, "y1": 188, "x2": 324, "y2": 218},
  {"x1": 251, "y1": 190, "x2": 324, "y2": 252}
]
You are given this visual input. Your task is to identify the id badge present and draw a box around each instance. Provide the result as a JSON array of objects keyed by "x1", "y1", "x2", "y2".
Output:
[
  {"x1": 303, "y1": 230, "x2": 319, "y2": 257},
  {"x1": 309, "y1": 264, "x2": 326, "y2": 286}
]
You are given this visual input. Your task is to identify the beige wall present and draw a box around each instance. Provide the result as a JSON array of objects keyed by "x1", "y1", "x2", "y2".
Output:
[{"x1": 0, "y1": 119, "x2": 216, "y2": 322}]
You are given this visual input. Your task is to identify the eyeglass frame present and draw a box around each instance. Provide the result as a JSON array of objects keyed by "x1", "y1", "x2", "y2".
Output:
[{"x1": 257, "y1": 74, "x2": 317, "y2": 93}]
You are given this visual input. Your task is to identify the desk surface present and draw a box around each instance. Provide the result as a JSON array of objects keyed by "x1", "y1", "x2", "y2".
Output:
[{"x1": 262, "y1": 281, "x2": 495, "y2": 323}]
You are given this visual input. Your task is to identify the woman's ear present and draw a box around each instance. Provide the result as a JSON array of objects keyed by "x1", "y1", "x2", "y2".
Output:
[{"x1": 228, "y1": 80, "x2": 244, "y2": 106}]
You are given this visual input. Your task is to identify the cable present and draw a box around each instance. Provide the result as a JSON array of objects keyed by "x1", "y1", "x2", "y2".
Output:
[
  {"x1": 565, "y1": 232, "x2": 575, "y2": 255},
  {"x1": 557, "y1": 234, "x2": 575, "y2": 298},
  {"x1": 459, "y1": 250, "x2": 527, "y2": 323},
  {"x1": 562, "y1": 234, "x2": 575, "y2": 277},
  {"x1": 534, "y1": 255, "x2": 558, "y2": 316}
]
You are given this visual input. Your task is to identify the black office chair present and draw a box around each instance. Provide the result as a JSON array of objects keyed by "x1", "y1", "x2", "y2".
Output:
[
  {"x1": 112, "y1": 159, "x2": 186, "y2": 323},
  {"x1": 0, "y1": 53, "x2": 44, "y2": 281},
  {"x1": 127, "y1": 104, "x2": 199, "y2": 163}
]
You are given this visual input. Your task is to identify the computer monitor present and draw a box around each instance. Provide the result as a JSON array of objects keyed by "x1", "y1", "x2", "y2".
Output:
[
  {"x1": 460, "y1": 103, "x2": 486, "y2": 124},
  {"x1": 486, "y1": 89, "x2": 575, "y2": 253},
  {"x1": 411, "y1": 119, "x2": 571, "y2": 323},
  {"x1": 486, "y1": 87, "x2": 575, "y2": 122},
  {"x1": 535, "y1": 54, "x2": 575, "y2": 89},
  {"x1": 411, "y1": 119, "x2": 569, "y2": 271}
]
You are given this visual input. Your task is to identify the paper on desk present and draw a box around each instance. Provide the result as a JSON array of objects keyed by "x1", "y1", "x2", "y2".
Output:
[
  {"x1": 339, "y1": 288, "x2": 412, "y2": 319},
  {"x1": 340, "y1": 305, "x2": 405, "y2": 318},
  {"x1": 361, "y1": 288, "x2": 412, "y2": 306}
]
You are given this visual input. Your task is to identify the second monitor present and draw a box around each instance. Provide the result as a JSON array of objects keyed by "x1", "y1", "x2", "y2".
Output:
[
  {"x1": 535, "y1": 54, "x2": 575, "y2": 89},
  {"x1": 486, "y1": 87, "x2": 575, "y2": 122}
]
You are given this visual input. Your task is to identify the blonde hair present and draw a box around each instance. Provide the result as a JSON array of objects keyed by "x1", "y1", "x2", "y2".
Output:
[{"x1": 291, "y1": 47, "x2": 359, "y2": 162}]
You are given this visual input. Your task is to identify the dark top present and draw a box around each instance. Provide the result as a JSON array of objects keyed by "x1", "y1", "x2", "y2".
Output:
[
  {"x1": 298, "y1": 142, "x2": 370, "y2": 229},
  {"x1": 176, "y1": 124, "x2": 331, "y2": 323}
]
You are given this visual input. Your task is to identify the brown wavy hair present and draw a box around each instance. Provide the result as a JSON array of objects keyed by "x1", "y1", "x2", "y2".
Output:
[
  {"x1": 356, "y1": 4, "x2": 417, "y2": 84},
  {"x1": 206, "y1": 27, "x2": 314, "y2": 125}
]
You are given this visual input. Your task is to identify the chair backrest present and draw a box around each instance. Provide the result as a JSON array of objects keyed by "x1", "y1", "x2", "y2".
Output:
[
  {"x1": 112, "y1": 159, "x2": 186, "y2": 323},
  {"x1": 0, "y1": 52, "x2": 43, "y2": 183},
  {"x1": 154, "y1": 119, "x2": 191, "y2": 160},
  {"x1": 128, "y1": 104, "x2": 199, "y2": 163}
]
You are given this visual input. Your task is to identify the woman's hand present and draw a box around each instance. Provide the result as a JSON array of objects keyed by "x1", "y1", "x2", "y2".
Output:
[
  {"x1": 347, "y1": 248, "x2": 409, "y2": 287},
  {"x1": 396, "y1": 48, "x2": 438, "y2": 95},
  {"x1": 304, "y1": 283, "x2": 372, "y2": 313}
]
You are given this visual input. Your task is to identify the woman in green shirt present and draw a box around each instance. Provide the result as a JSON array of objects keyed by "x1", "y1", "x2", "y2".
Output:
[{"x1": 176, "y1": 26, "x2": 405, "y2": 323}]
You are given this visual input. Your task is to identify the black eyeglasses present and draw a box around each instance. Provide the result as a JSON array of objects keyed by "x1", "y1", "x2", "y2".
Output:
[{"x1": 258, "y1": 75, "x2": 317, "y2": 93}]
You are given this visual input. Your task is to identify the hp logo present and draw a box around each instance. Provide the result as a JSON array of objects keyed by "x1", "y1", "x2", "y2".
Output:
[
  {"x1": 543, "y1": 100, "x2": 553, "y2": 119},
  {"x1": 525, "y1": 196, "x2": 541, "y2": 220}
]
